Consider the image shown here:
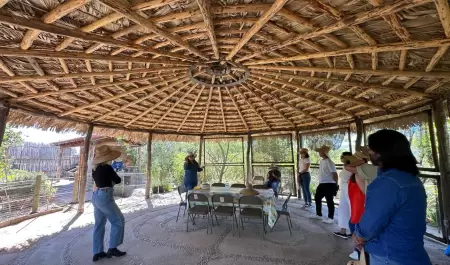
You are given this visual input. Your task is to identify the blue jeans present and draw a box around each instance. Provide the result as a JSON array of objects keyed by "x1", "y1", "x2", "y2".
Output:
[
  {"x1": 92, "y1": 188, "x2": 125, "y2": 254},
  {"x1": 299, "y1": 172, "x2": 312, "y2": 204},
  {"x1": 266, "y1": 180, "x2": 280, "y2": 197},
  {"x1": 370, "y1": 253, "x2": 404, "y2": 265}
]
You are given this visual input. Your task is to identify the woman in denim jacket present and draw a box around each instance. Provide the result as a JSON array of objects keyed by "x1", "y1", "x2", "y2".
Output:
[{"x1": 355, "y1": 130, "x2": 431, "y2": 265}]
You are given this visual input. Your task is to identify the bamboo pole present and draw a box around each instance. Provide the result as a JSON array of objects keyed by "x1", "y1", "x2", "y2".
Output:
[
  {"x1": 0, "y1": 104, "x2": 10, "y2": 147},
  {"x1": 432, "y1": 100, "x2": 450, "y2": 243},
  {"x1": 295, "y1": 130, "x2": 301, "y2": 199},
  {"x1": 77, "y1": 124, "x2": 93, "y2": 213},
  {"x1": 355, "y1": 118, "x2": 364, "y2": 150},
  {"x1": 145, "y1": 132, "x2": 152, "y2": 199}
]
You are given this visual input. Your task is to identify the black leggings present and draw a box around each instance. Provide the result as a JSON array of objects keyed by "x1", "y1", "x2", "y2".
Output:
[{"x1": 314, "y1": 183, "x2": 336, "y2": 219}]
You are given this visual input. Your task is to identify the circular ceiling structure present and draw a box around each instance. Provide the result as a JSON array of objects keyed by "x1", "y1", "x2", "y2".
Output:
[{"x1": 0, "y1": 0, "x2": 449, "y2": 135}]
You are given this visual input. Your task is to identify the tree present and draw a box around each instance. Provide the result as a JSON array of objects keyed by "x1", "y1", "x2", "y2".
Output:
[{"x1": 0, "y1": 127, "x2": 23, "y2": 181}]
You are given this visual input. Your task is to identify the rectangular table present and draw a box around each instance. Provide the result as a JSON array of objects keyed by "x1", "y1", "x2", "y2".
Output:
[{"x1": 188, "y1": 187, "x2": 278, "y2": 227}]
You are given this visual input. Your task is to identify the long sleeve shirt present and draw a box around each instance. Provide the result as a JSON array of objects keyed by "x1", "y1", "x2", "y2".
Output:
[
  {"x1": 92, "y1": 164, "x2": 121, "y2": 188},
  {"x1": 356, "y1": 168, "x2": 431, "y2": 265},
  {"x1": 183, "y1": 161, "x2": 203, "y2": 185}
]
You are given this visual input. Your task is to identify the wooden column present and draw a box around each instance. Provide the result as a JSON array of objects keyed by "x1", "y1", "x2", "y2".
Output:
[
  {"x1": 355, "y1": 118, "x2": 364, "y2": 150},
  {"x1": 56, "y1": 146, "x2": 63, "y2": 180},
  {"x1": 347, "y1": 127, "x2": 353, "y2": 153},
  {"x1": 432, "y1": 100, "x2": 450, "y2": 243},
  {"x1": 0, "y1": 104, "x2": 10, "y2": 147},
  {"x1": 198, "y1": 135, "x2": 204, "y2": 166},
  {"x1": 72, "y1": 147, "x2": 82, "y2": 203},
  {"x1": 295, "y1": 130, "x2": 301, "y2": 198},
  {"x1": 31, "y1": 175, "x2": 42, "y2": 213},
  {"x1": 77, "y1": 124, "x2": 93, "y2": 213},
  {"x1": 145, "y1": 132, "x2": 152, "y2": 199},
  {"x1": 246, "y1": 133, "x2": 252, "y2": 184}
]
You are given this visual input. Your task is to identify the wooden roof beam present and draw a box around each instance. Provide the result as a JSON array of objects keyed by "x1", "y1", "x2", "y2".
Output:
[
  {"x1": 20, "y1": 0, "x2": 91, "y2": 50},
  {"x1": 152, "y1": 84, "x2": 199, "y2": 129},
  {"x1": 249, "y1": 77, "x2": 354, "y2": 117},
  {"x1": 0, "y1": 14, "x2": 191, "y2": 61},
  {"x1": 98, "y1": 0, "x2": 208, "y2": 60},
  {"x1": 196, "y1": 0, "x2": 219, "y2": 59},
  {"x1": 247, "y1": 65, "x2": 450, "y2": 79},
  {"x1": 230, "y1": 86, "x2": 271, "y2": 129},
  {"x1": 225, "y1": 87, "x2": 249, "y2": 131},
  {"x1": 226, "y1": 0, "x2": 289, "y2": 60},
  {"x1": 124, "y1": 80, "x2": 191, "y2": 127},
  {"x1": 60, "y1": 75, "x2": 184, "y2": 117},
  {"x1": 131, "y1": 0, "x2": 179, "y2": 10},
  {"x1": 0, "y1": 47, "x2": 189, "y2": 65},
  {"x1": 218, "y1": 87, "x2": 227, "y2": 132},
  {"x1": 236, "y1": 0, "x2": 430, "y2": 62},
  {"x1": 245, "y1": 38, "x2": 450, "y2": 65},
  {"x1": 201, "y1": 87, "x2": 214, "y2": 133},
  {"x1": 0, "y1": 59, "x2": 37, "y2": 94},
  {"x1": 253, "y1": 69, "x2": 427, "y2": 97},
  {"x1": 0, "y1": 66, "x2": 187, "y2": 83},
  {"x1": 177, "y1": 86, "x2": 206, "y2": 132},
  {"x1": 251, "y1": 73, "x2": 387, "y2": 112}
]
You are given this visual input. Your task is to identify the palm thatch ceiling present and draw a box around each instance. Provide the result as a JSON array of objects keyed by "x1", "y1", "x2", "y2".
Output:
[{"x1": 0, "y1": 0, "x2": 449, "y2": 135}]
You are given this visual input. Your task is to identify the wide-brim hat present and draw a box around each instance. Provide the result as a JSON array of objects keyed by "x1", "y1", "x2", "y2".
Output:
[
  {"x1": 93, "y1": 145, "x2": 121, "y2": 165},
  {"x1": 314, "y1": 145, "x2": 330, "y2": 154},
  {"x1": 299, "y1": 148, "x2": 309, "y2": 154},
  {"x1": 187, "y1": 151, "x2": 196, "y2": 158},
  {"x1": 354, "y1": 151, "x2": 369, "y2": 161},
  {"x1": 342, "y1": 155, "x2": 360, "y2": 164}
]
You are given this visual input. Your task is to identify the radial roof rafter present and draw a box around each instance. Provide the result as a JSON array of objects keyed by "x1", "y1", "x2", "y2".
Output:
[{"x1": 0, "y1": 0, "x2": 448, "y2": 135}]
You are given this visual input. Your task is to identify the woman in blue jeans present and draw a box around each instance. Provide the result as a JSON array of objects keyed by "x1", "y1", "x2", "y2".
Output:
[
  {"x1": 91, "y1": 146, "x2": 126, "y2": 262},
  {"x1": 298, "y1": 148, "x2": 312, "y2": 207},
  {"x1": 355, "y1": 130, "x2": 431, "y2": 265}
]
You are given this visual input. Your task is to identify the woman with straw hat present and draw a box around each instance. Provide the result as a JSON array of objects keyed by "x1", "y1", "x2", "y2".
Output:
[
  {"x1": 298, "y1": 148, "x2": 312, "y2": 208},
  {"x1": 183, "y1": 151, "x2": 203, "y2": 191},
  {"x1": 91, "y1": 145, "x2": 126, "y2": 262}
]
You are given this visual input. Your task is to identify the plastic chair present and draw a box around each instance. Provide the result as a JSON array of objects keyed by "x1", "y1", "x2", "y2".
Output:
[
  {"x1": 211, "y1": 194, "x2": 238, "y2": 236},
  {"x1": 231, "y1": 183, "x2": 246, "y2": 188},
  {"x1": 176, "y1": 185, "x2": 187, "y2": 222},
  {"x1": 271, "y1": 193, "x2": 293, "y2": 235},
  {"x1": 187, "y1": 193, "x2": 213, "y2": 234},
  {"x1": 252, "y1": 176, "x2": 265, "y2": 185},
  {"x1": 211, "y1": 183, "x2": 225, "y2": 187},
  {"x1": 252, "y1": 184, "x2": 268, "y2": 189},
  {"x1": 238, "y1": 195, "x2": 265, "y2": 239}
]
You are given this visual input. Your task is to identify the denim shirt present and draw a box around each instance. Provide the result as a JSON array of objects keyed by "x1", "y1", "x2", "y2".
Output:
[
  {"x1": 183, "y1": 161, "x2": 202, "y2": 186},
  {"x1": 356, "y1": 168, "x2": 431, "y2": 265}
]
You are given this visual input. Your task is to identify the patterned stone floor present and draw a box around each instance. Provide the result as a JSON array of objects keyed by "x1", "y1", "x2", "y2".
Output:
[{"x1": 0, "y1": 195, "x2": 448, "y2": 265}]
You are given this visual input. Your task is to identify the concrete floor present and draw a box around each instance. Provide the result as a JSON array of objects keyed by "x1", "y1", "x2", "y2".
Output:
[{"x1": 0, "y1": 192, "x2": 448, "y2": 265}]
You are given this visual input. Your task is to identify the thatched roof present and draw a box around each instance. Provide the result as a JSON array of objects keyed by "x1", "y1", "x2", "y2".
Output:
[{"x1": 1, "y1": 0, "x2": 449, "y2": 138}]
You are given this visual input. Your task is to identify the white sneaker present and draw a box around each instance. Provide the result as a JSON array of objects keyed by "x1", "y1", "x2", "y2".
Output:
[
  {"x1": 322, "y1": 218, "x2": 334, "y2": 224},
  {"x1": 309, "y1": 214, "x2": 322, "y2": 220},
  {"x1": 349, "y1": 250, "x2": 359, "y2": 260}
]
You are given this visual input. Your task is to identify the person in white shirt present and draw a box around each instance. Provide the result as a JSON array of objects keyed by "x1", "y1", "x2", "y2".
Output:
[
  {"x1": 334, "y1": 152, "x2": 355, "y2": 239},
  {"x1": 310, "y1": 145, "x2": 338, "y2": 224},
  {"x1": 298, "y1": 148, "x2": 312, "y2": 208}
]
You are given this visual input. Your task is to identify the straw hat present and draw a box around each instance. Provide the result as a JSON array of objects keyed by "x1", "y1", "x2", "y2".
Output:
[
  {"x1": 354, "y1": 151, "x2": 369, "y2": 161},
  {"x1": 342, "y1": 155, "x2": 360, "y2": 164},
  {"x1": 299, "y1": 148, "x2": 309, "y2": 154},
  {"x1": 360, "y1": 146, "x2": 370, "y2": 156},
  {"x1": 314, "y1": 145, "x2": 330, "y2": 154},
  {"x1": 187, "y1": 151, "x2": 196, "y2": 158},
  {"x1": 93, "y1": 145, "x2": 121, "y2": 165}
]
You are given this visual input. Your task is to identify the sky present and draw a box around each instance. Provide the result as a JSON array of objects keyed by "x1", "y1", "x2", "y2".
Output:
[{"x1": 13, "y1": 127, "x2": 81, "y2": 144}]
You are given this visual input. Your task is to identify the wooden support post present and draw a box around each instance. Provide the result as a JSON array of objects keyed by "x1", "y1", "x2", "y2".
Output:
[
  {"x1": 295, "y1": 130, "x2": 301, "y2": 199},
  {"x1": 198, "y1": 135, "x2": 204, "y2": 166},
  {"x1": 0, "y1": 104, "x2": 10, "y2": 147},
  {"x1": 432, "y1": 100, "x2": 450, "y2": 243},
  {"x1": 427, "y1": 110, "x2": 440, "y2": 171},
  {"x1": 355, "y1": 118, "x2": 364, "y2": 150},
  {"x1": 246, "y1": 133, "x2": 252, "y2": 184},
  {"x1": 72, "y1": 148, "x2": 82, "y2": 203},
  {"x1": 31, "y1": 175, "x2": 42, "y2": 214},
  {"x1": 145, "y1": 132, "x2": 152, "y2": 199},
  {"x1": 347, "y1": 127, "x2": 353, "y2": 153},
  {"x1": 56, "y1": 147, "x2": 63, "y2": 180},
  {"x1": 77, "y1": 124, "x2": 93, "y2": 213}
]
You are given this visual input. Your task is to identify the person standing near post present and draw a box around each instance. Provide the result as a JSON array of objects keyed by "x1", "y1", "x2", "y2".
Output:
[
  {"x1": 91, "y1": 146, "x2": 126, "y2": 262},
  {"x1": 183, "y1": 151, "x2": 203, "y2": 191},
  {"x1": 310, "y1": 145, "x2": 338, "y2": 224},
  {"x1": 298, "y1": 148, "x2": 312, "y2": 208},
  {"x1": 355, "y1": 129, "x2": 431, "y2": 265}
]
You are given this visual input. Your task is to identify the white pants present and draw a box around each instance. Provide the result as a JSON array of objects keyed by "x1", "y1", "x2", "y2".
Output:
[{"x1": 337, "y1": 183, "x2": 350, "y2": 231}]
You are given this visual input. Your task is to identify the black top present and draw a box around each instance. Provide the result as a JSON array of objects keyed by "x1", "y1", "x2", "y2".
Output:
[
  {"x1": 93, "y1": 164, "x2": 121, "y2": 188},
  {"x1": 268, "y1": 169, "x2": 281, "y2": 182}
]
